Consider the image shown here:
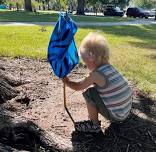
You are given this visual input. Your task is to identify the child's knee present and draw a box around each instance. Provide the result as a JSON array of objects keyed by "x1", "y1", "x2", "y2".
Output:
[{"x1": 82, "y1": 87, "x2": 97, "y2": 105}]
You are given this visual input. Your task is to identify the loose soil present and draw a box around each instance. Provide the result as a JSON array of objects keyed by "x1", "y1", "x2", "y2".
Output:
[{"x1": 0, "y1": 57, "x2": 156, "y2": 152}]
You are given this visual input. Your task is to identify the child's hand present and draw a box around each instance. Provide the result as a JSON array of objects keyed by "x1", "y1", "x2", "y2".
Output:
[{"x1": 62, "y1": 77, "x2": 69, "y2": 84}]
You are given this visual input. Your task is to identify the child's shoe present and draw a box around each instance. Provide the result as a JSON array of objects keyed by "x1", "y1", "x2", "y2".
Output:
[{"x1": 75, "y1": 120, "x2": 102, "y2": 133}]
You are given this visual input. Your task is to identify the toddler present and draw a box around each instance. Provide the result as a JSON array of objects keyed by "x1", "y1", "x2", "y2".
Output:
[{"x1": 62, "y1": 32, "x2": 132, "y2": 133}]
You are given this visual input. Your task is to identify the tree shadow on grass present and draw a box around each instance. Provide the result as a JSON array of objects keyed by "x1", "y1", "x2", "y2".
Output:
[
  {"x1": 127, "y1": 41, "x2": 156, "y2": 51},
  {"x1": 147, "y1": 54, "x2": 156, "y2": 60},
  {"x1": 71, "y1": 97, "x2": 156, "y2": 152},
  {"x1": 82, "y1": 25, "x2": 156, "y2": 44},
  {"x1": 133, "y1": 93, "x2": 156, "y2": 121}
]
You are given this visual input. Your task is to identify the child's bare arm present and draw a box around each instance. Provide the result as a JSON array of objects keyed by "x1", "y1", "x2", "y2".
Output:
[
  {"x1": 62, "y1": 71, "x2": 106, "y2": 91},
  {"x1": 62, "y1": 75, "x2": 94, "y2": 91}
]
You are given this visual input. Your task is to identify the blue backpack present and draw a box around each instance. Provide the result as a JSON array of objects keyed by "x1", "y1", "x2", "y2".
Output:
[{"x1": 48, "y1": 13, "x2": 79, "y2": 78}]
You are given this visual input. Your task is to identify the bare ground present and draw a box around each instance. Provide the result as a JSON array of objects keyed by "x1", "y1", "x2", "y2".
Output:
[{"x1": 0, "y1": 57, "x2": 156, "y2": 152}]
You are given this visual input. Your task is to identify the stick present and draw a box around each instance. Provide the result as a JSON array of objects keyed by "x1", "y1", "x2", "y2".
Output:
[
  {"x1": 126, "y1": 144, "x2": 130, "y2": 152},
  {"x1": 63, "y1": 83, "x2": 66, "y2": 107},
  {"x1": 118, "y1": 135, "x2": 156, "y2": 150},
  {"x1": 147, "y1": 130, "x2": 156, "y2": 145},
  {"x1": 63, "y1": 83, "x2": 75, "y2": 124}
]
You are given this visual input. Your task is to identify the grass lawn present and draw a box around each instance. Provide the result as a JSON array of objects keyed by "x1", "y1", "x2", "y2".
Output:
[
  {"x1": 0, "y1": 25, "x2": 156, "y2": 99},
  {"x1": 0, "y1": 10, "x2": 134, "y2": 22}
]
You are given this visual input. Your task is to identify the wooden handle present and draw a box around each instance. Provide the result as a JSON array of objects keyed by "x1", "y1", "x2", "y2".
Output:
[
  {"x1": 63, "y1": 82, "x2": 75, "y2": 124},
  {"x1": 63, "y1": 83, "x2": 66, "y2": 107}
]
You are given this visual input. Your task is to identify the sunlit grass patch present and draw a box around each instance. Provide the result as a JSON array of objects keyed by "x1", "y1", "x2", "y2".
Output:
[
  {"x1": 0, "y1": 26, "x2": 49, "y2": 58},
  {"x1": 0, "y1": 10, "x2": 134, "y2": 22},
  {"x1": 0, "y1": 25, "x2": 156, "y2": 99}
]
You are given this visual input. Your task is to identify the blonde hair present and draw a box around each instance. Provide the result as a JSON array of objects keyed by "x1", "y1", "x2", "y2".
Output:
[{"x1": 79, "y1": 32, "x2": 109, "y2": 65}]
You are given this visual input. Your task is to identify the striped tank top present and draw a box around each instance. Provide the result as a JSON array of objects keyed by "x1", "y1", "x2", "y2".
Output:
[{"x1": 95, "y1": 64, "x2": 132, "y2": 121}]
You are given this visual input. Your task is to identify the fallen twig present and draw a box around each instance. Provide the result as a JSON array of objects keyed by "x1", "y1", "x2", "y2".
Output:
[
  {"x1": 126, "y1": 144, "x2": 130, "y2": 152},
  {"x1": 147, "y1": 130, "x2": 156, "y2": 145},
  {"x1": 118, "y1": 134, "x2": 156, "y2": 150}
]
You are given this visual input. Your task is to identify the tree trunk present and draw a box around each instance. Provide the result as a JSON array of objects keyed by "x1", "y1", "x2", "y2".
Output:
[
  {"x1": 0, "y1": 109, "x2": 72, "y2": 151},
  {"x1": 24, "y1": 0, "x2": 32, "y2": 12},
  {"x1": 0, "y1": 142, "x2": 21, "y2": 152},
  {"x1": 154, "y1": 8, "x2": 156, "y2": 20},
  {"x1": 16, "y1": 2, "x2": 19, "y2": 11},
  {"x1": 0, "y1": 73, "x2": 20, "y2": 103},
  {"x1": 76, "y1": 0, "x2": 85, "y2": 15},
  {"x1": 0, "y1": 70, "x2": 72, "y2": 151},
  {"x1": 0, "y1": 68, "x2": 30, "y2": 103}
]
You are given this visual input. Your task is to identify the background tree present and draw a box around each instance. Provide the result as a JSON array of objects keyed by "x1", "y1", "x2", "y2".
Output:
[
  {"x1": 31, "y1": 0, "x2": 40, "y2": 11},
  {"x1": 87, "y1": 0, "x2": 101, "y2": 15},
  {"x1": 24, "y1": 0, "x2": 32, "y2": 11},
  {"x1": 71, "y1": 0, "x2": 77, "y2": 11},
  {"x1": 116, "y1": 0, "x2": 131, "y2": 8},
  {"x1": 60, "y1": 0, "x2": 68, "y2": 10},
  {"x1": 50, "y1": 0, "x2": 60, "y2": 10},
  {"x1": 132, "y1": 0, "x2": 154, "y2": 9},
  {"x1": 76, "y1": 0, "x2": 85, "y2": 15},
  {"x1": 3, "y1": 0, "x2": 23, "y2": 10},
  {"x1": 100, "y1": 0, "x2": 131, "y2": 8},
  {"x1": 153, "y1": 0, "x2": 156, "y2": 20},
  {"x1": 0, "y1": 0, "x2": 6, "y2": 4},
  {"x1": 49, "y1": 0, "x2": 67, "y2": 11}
]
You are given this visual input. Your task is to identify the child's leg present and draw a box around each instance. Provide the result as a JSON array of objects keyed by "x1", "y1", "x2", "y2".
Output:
[
  {"x1": 74, "y1": 88, "x2": 102, "y2": 133},
  {"x1": 75, "y1": 102, "x2": 101, "y2": 133},
  {"x1": 74, "y1": 87, "x2": 112, "y2": 133},
  {"x1": 83, "y1": 87, "x2": 110, "y2": 121},
  {"x1": 86, "y1": 102, "x2": 99, "y2": 124}
]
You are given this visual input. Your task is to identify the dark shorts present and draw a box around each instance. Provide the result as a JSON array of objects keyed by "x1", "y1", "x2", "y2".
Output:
[{"x1": 82, "y1": 87, "x2": 118, "y2": 122}]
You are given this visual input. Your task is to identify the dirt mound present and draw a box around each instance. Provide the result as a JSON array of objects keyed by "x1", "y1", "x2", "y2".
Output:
[{"x1": 0, "y1": 57, "x2": 156, "y2": 152}]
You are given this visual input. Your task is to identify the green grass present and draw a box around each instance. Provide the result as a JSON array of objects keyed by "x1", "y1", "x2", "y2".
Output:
[
  {"x1": 0, "y1": 25, "x2": 156, "y2": 99},
  {"x1": 0, "y1": 10, "x2": 134, "y2": 22},
  {"x1": 0, "y1": 26, "x2": 48, "y2": 58}
]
